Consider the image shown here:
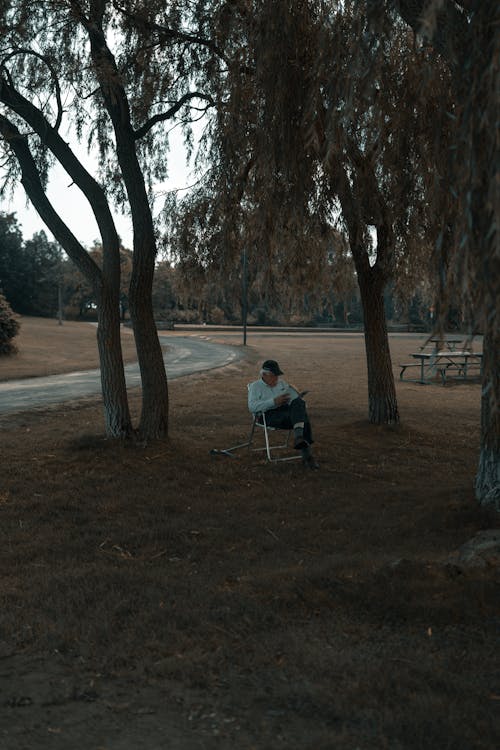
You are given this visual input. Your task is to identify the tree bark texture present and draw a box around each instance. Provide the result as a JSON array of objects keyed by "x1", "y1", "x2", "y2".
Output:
[
  {"x1": 357, "y1": 266, "x2": 400, "y2": 425},
  {"x1": 470, "y1": 3, "x2": 500, "y2": 508},
  {"x1": 128, "y1": 278, "x2": 169, "y2": 439},
  {"x1": 475, "y1": 321, "x2": 500, "y2": 509},
  {"x1": 96, "y1": 283, "x2": 133, "y2": 438}
]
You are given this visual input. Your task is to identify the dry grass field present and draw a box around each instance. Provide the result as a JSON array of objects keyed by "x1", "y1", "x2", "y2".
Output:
[{"x1": 0, "y1": 317, "x2": 498, "y2": 749}]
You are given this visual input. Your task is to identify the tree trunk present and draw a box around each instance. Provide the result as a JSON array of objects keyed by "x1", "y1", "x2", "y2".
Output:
[
  {"x1": 475, "y1": 314, "x2": 500, "y2": 508},
  {"x1": 86, "y1": 18, "x2": 169, "y2": 440},
  {"x1": 128, "y1": 254, "x2": 169, "y2": 439},
  {"x1": 357, "y1": 267, "x2": 399, "y2": 424},
  {"x1": 331, "y1": 158, "x2": 400, "y2": 426},
  {"x1": 0, "y1": 112, "x2": 133, "y2": 437},
  {"x1": 118, "y1": 163, "x2": 169, "y2": 440},
  {"x1": 391, "y1": 0, "x2": 499, "y2": 509},
  {"x1": 469, "y1": 3, "x2": 499, "y2": 509},
  {"x1": 96, "y1": 282, "x2": 132, "y2": 438}
]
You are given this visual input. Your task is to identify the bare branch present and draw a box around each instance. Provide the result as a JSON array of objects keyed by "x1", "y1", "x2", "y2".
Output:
[
  {"x1": 0, "y1": 75, "x2": 120, "y2": 253},
  {"x1": 133, "y1": 92, "x2": 215, "y2": 140},
  {"x1": 112, "y1": 1, "x2": 230, "y2": 66},
  {"x1": 0, "y1": 47, "x2": 64, "y2": 131},
  {"x1": 0, "y1": 113, "x2": 101, "y2": 284}
]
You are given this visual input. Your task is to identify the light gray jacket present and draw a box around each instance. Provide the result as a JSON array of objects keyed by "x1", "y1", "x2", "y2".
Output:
[{"x1": 247, "y1": 378, "x2": 299, "y2": 414}]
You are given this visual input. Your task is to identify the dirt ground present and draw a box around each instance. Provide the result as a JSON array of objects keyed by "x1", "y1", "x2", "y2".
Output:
[{"x1": 0, "y1": 318, "x2": 498, "y2": 750}]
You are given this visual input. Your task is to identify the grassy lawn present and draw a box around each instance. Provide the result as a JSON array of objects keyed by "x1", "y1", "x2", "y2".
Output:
[{"x1": 0, "y1": 318, "x2": 498, "y2": 749}]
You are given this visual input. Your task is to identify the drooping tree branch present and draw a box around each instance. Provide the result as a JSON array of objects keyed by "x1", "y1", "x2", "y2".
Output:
[
  {"x1": 1, "y1": 47, "x2": 64, "y2": 131},
  {"x1": 0, "y1": 113, "x2": 101, "y2": 283},
  {"x1": 112, "y1": 1, "x2": 231, "y2": 66},
  {"x1": 133, "y1": 91, "x2": 215, "y2": 140},
  {"x1": 0, "y1": 73, "x2": 120, "y2": 254}
]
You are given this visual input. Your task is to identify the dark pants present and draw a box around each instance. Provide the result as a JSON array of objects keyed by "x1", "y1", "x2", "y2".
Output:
[{"x1": 262, "y1": 397, "x2": 313, "y2": 444}]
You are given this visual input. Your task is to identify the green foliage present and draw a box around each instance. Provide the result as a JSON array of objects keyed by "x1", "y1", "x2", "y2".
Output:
[
  {"x1": 0, "y1": 212, "x2": 24, "y2": 308},
  {"x1": 0, "y1": 214, "x2": 62, "y2": 316},
  {"x1": 152, "y1": 261, "x2": 177, "y2": 319},
  {"x1": 19, "y1": 231, "x2": 62, "y2": 316},
  {"x1": 0, "y1": 290, "x2": 20, "y2": 355}
]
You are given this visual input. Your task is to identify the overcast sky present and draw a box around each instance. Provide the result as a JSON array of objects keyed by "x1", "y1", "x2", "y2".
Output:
[{"x1": 4, "y1": 126, "x2": 197, "y2": 250}]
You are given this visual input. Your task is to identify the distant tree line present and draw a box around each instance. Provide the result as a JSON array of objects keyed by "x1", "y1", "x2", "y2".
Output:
[
  {"x1": 0, "y1": 212, "x2": 61, "y2": 317},
  {"x1": 1, "y1": 211, "x2": 441, "y2": 330}
]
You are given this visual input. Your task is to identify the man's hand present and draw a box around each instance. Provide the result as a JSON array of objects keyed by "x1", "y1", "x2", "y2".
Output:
[{"x1": 274, "y1": 393, "x2": 290, "y2": 407}]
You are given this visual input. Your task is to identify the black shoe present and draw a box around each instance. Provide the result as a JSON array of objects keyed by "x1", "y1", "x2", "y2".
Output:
[
  {"x1": 300, "y1": 445, "x2": 318, "y2": 469},
  {"x1": 303, "y1": 453, "x2": 319, "y2": 470},
  {"x1": 294, "y1": 438, "x2": 309, "y2": 450}
]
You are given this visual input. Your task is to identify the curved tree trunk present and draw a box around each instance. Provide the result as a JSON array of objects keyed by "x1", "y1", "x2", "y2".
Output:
[
  {"x1": 475, "y1": 320, "x2": 500, "y2": 509},
  {"x1": 0, "y1": 112, "x2": 132, "y2": 437},
  {"x1": 128, "y1": 242, "x2": 169, "y2": 439},
  {"x1": 86, "y1": 14, "x2": 169, "y2": 440},
  {"x1": 96, "y1": 282, "x2": 133, "y2": 438},
  {"x1": 470, "y1": 4, "x2": 499, "y2": 508},
  {"x1": 115, "y1": 151, "x2": 169, "y2": 440},
  {"x1": 333, "y1": 160, "x2": 400, "y2": 426},
  {"x1": 388, "y1": 0, "x2": 499, "y2": 507},
  {"x1": 357, "y1": 266, "x2": 399, "y2": 425}
]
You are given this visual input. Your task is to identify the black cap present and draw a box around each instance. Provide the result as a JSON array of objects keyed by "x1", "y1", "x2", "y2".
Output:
[{"x1": 262, "y1": 359, "x2": 283, "y2": 376}]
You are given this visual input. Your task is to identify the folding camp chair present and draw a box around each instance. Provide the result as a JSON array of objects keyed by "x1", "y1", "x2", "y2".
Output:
[
  {"x1": 209, "y1": 383, "x2": 303, "y2": 462},
  {"x1": 210, "y1": 411, "x2": 302, "y2": 461},
  {"x1": 246, "y1": 410, "x2": 302, "y2": 462}
]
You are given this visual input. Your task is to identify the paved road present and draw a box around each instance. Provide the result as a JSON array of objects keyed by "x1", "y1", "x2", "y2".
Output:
[{"x1": 0, "y1": 336, "x2": 242, "y2": 415}]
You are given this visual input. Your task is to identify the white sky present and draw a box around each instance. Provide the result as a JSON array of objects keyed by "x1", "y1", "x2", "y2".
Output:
[{"x1": 4, "y1": 125, "x2": 197, "y2": 250}]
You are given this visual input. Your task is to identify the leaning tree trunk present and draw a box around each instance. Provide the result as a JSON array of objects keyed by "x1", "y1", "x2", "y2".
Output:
[
  {"x1": 475, "y1": 320, "x2": 500, "y2": 509},
  {"x1": 115, "y1": 149, "x2": 169, "y2": 440},
  {"x1": 470, "y1": 2, "x2": 500, "y2": 508},
  {"x1": 0, "y1": 110, "x2": 133, "y2": 437},
  {"x1": 357, "y1": 264, "x2": 399, "y2": 425},
  {"x1": 332, "y1": 157, "x2": 400, "y2": 425},
  {"x1": 86, "y1": 19, "x2": 169, "y2": 440},
  {"x1": 128, "y1": 238, "x2": 169, "y2": 439},
  {"x1": 96, "y1": 281, "x2": 133, "y2": 438}
]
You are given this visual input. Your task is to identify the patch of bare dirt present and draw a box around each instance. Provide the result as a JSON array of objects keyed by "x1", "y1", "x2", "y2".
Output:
[{"x1": 0, "y1": 323, "x2": 498, "y2": 749}]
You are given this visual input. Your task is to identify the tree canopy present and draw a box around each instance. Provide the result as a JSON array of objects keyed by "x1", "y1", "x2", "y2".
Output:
[
  {"x1": 0, "y1": 1, "x2": 497, "y2": 503},
  {"x1": 0, "y1": 213, "x2": 62, "y2": 316},
  {"x1": 0, "y1": 0, "x2": 223, "y2": 438}
]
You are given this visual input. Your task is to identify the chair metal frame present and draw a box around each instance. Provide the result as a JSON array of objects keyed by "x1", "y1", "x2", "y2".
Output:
[
  {"x1": 210, "y1": 411, "x2": 302, "y2": 462},
  {"x1": 210, "y1": 382, "x2": 303, "y2": 462},
  {"x1": 248, "y1": 411, "x2": 302, "y2": 462}
]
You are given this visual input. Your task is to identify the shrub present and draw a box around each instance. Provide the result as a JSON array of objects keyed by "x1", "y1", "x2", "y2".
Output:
[{"x1": 0, "y1": 292, "x2": 20, "y2": 355}]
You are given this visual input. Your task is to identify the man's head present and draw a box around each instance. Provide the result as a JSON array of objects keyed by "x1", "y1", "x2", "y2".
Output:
[{"x1": 261, "y1": 359, "x2": 283, "y2": 387}]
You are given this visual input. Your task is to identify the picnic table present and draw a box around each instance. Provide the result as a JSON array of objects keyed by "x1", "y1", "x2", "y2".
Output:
[
  {"x1": 428, "y1": 337, "x2": 463, "y2": 352},
  {"x1": 400, "y1": 349, "x2": 483, "y2": 385}
]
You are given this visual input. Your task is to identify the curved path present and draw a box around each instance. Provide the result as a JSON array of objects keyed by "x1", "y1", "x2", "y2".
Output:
[{"x1": 0, "y1": 336, "x2": 242, "y2": 415}]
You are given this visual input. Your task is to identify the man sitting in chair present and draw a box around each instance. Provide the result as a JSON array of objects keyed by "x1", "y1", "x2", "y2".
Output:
[{"x1": 247, "y1": 359, "x2": 318, "y2": 469}]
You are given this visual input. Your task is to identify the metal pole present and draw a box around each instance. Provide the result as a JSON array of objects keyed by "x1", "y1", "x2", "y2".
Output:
[{"x1": 57, "y1": 277, "x2": 63, "y2": 325}]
